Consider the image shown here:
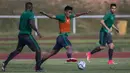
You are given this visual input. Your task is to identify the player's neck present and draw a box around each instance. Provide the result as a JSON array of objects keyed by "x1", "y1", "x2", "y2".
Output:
[
  {"x1": 65, "y1": 16, "x2": 69, "y2": 19},
  {"x1": 110, "y1": 10, "x2": 114, "y2": 14},
  {"x1": 64, "y1": 14, "x2": 69, "y2": 19},
  {"x1": 25, "y1": 9, "x2": 32, "y2": 12}
]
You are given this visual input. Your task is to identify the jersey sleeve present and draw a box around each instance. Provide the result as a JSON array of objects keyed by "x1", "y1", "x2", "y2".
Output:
[
  {"x1": 56, "y1": 14, "x2": 64, "y2": 20},
  {"x1": 103, "y1": 12, "x2": 110, "y2": 21},
  {"x1": 29, "y1": 12, "x2": 35, "y2": 20}
]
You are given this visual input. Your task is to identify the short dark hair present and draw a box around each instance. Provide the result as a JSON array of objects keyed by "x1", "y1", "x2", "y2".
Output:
[
  {"x1": 64, "y1": 5, "x2": 73, "y2": 11},
  {"x1": 25, "y1": 2, "x2": 32, "y2": 7},
  {"x1": 110, "y1": 3, "x2": 116, "y2": 8}
]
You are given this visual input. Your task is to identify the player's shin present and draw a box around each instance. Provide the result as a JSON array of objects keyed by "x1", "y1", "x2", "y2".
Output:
[
  {"x1": 4, "y1": 50, "x2": 20, "y2": 65},
  {"x1": 66, "y1": 46, "x2": 77, "y2": 62},
  {"x1": 35, "y1": 51, "x2": 41, "y2": 69},
  {"x1": 108, "y1": 49, "x2": 113, "y2": 60},
  {"x1": 91, "y1": 46, "x2": 102, "y2": 54},
  {"x1": 66, "y1": 46, "x2": 72, "y2": 58}
]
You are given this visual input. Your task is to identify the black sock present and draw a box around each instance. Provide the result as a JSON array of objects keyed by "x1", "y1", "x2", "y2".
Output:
[
  {"x1": 4, "y1": 50, "x2": 20, "y2": 66},
  {"x1": 36, "y1": 52, "x2": 41, "y2": 69},
  {"x1": 91, "y1": 47, "x2": 102, "y2": 54},
  {"x1": 67, "y1": 53, "x2": 72, "y2": 58},
  {"x1": 40, "y1": 59, "x2": 45, "y2": 65},
  {"x1": 108, "y1": 49, "x2": 113, "y2": 60}
]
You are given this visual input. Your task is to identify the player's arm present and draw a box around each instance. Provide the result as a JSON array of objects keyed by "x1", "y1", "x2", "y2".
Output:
[
  {"x1": 100, "y1": 20, "x2": 111, "y2": 32},
  {"x1": 112, "y1": 21, "x2": 119, "y2": 33},
  {"x1": 40, "y1": 11, "x2": 56, "y2": 19},
  {"x1": 73, "y1": 10, "x2": 91, "y2": 17},
  {"x1": 112, "y1": 24, "x2": 119, "y2": 33},
  {"x1": 29, "y1": 19, "x2": 42, "y2": 38},
  {"x1": 101, "y1": 12, "x2": 111, "y2": 32}
]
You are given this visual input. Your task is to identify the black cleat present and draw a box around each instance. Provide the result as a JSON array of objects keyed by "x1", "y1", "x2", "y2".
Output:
[
  {"x1": 1, "y1": 62, "x2": 6, "y2": 72},
  {"x1": 35, "y1": 68, "x2": 44, "y2": 72},
  {"x1": 35, "y1": 66, "x2": 44, "y2": 72}
]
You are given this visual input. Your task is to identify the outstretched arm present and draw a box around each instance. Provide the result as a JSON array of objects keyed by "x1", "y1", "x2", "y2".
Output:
[
  {"x1": 40, "y1": 11, "x2": 56, "y2": 19},
  {"x1": 74, "y1": 10, "x2": 91, "y2": 17}
]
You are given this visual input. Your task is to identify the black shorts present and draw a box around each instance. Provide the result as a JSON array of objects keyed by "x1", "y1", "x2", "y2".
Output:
[
  {"x1": 53, "y1": 35, "x2": 72, "y2": 51},
  {"x1": 99, "y1": 32, "x2": 113, "y2": 46},
  {"x1": 16, "y1": 34, "x2": 40, "y2": 52}
]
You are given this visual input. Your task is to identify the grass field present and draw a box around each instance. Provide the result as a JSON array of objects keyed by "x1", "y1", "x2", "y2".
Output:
[
  {"x1": 0, "y1": 37, "x2": 129, "y2": 53},
  {"x1": 0, "y1": 58, "x2": 130, "y2": 73}
]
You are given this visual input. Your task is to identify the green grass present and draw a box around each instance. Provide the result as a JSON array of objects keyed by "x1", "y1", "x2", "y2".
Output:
[
  {"x1": 0, "y1": 58, "x2": 130, "y2": 73},
  {"x1": 0, "y1": 38, "x2": 129, "y2": 53}
]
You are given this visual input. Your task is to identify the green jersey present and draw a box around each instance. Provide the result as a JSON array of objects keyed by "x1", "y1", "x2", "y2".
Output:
[
  {"x1": 100, "y1": 11, "x2": 115, "y2": 32},
  {"x1": 19, "y1": 10, "x2": 34, "y2": 35}
]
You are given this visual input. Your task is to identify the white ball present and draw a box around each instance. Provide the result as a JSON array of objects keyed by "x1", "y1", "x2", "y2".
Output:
[{"x1": 77, "y1": 60, "x2": 86, "y2": 70}]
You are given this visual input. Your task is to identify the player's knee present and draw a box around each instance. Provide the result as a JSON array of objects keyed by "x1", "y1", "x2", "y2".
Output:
[
  {"x1": 99, "y1": 46, "x2": 105, "y2": 50},
  {"x1": 109, "y1": 43, "x2": 114, "y2": 49},
  {"x1": 66, "y1": 45, "x2": 72, "y2": 50},
  {"x1": 66, "y1": 46, "x2": 72, "y2": 52},
  {"x1": 110, "y1": 45, "x2": 114, "y2": 49},
  {"x1": 66, "y1": 46, "x2": 71, "y2": 49}
]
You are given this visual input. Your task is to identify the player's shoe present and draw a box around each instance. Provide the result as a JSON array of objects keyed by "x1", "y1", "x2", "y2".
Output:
[
  {"x1": 36, "y1": 68, "x2": 44, "y2": 72},
  {"x1": 35, "y1": 66, "x2": 44, "y2": 72},
  {"x1": 86, "y1": 52, "x2": 91, "y2": 62},
  {"x1": 1, "y1": 62, "x2": 6, "y2": 72},
  {"x1": 108, "y1": 60, "x2": 117, "y2": 65},
  {"x1": 66, "y1": 58, "x2": 77, "y2": 62},
  {"x1": 70, "y1": 58, "x2": 77, "y2": 62}
]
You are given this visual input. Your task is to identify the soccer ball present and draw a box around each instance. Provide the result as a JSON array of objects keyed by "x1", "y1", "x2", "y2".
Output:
[{"x1": 77, "y1": 60, "x2": 86, "y2": 70}]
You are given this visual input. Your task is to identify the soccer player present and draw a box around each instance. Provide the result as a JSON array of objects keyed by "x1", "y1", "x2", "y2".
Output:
[
  {"x1": 86, "y1": 3, "x2": 119, "y2": 64},
  {"x1": 39, "y1": 6, "x2": 90, "y2": 64},
  {"x1": 2, "y1": 2, "x2": 43, "y2": 72}
]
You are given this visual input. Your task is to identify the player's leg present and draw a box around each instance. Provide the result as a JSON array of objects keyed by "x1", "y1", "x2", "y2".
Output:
[
  {"x1": 2, "y1": 35, "x2": 25, "y2": 71},
  {"x1": 40, "y1": 49, "x2": 61, "y2": 65},
  {"x1": 86, "y1": 32, "x2": 106, "y2": 62},
  {"x1": 40, "y1": 36, "x2": 62, "y2": 65},
  {"x1": 26, "y1": 35, "x2": 42, "y2": 71},
  {"x1": 65, "y1": 46, "x2": 77, "y2": 62},
  {"x1": 106, "y1": 33, "x2": 116, "y2": 64},
  {"x1": 60, "y1": 35, "x2": 77, "y2": 62}
]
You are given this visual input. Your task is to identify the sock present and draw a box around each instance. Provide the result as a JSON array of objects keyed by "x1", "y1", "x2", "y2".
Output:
[
  {"x1": 35, "y1": 51, "x2": 41, "y2": 69},
  {"x1": 66, "y1": 46, "x2": 72, "y2": 58},
  {"x1": 91, "y1": 47, "x2": 102, "y2": 54},
  {"x1": 108, "y1": 49, "x2": 113, "y2": 60}
]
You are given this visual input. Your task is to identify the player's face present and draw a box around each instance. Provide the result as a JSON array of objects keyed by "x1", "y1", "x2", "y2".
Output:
[
  {"x1": 65, "y1": 10, "x2": 72, "y2": 18},
  {"x1": 110, "y1": 6, "x2": 116, "y2": 14},
  {"x1": 26, "y1": 4, "x2": 33, "y2": 11}
]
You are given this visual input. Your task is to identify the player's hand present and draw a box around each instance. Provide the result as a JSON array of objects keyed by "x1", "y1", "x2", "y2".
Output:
[
  {"x1": 40, "y1": 11, "x2": 46, "y2": 15},
  {"x1": 37, "y1": 32, "x2": 42, "y2": 38},
  {"x1": 86, "y1": 10, "x2": 91, "y2": 14},
  {"x1": 115, "y1": 29, "x2": 119, "y2": 33},
  {"x1": 108, "y1": 29, "x2": 112, "y2": 33}
]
